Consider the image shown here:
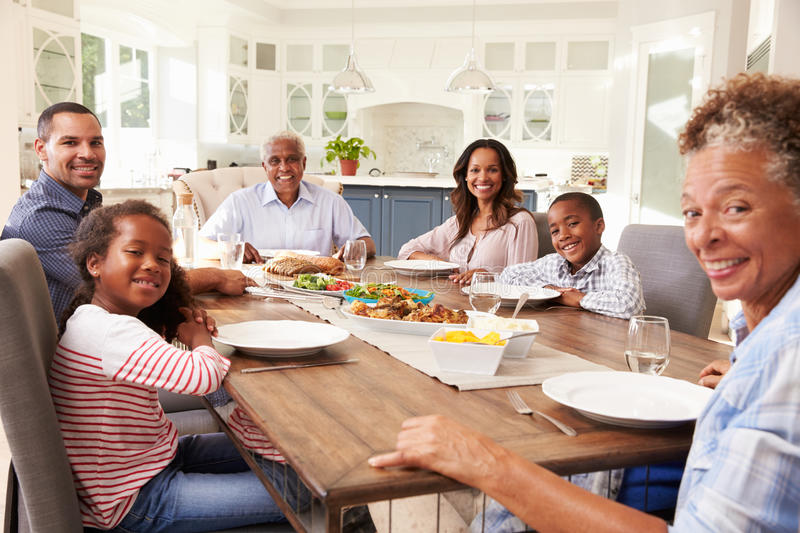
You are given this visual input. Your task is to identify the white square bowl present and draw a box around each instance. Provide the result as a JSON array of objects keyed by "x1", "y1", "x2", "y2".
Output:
[
  {"x1": 428, "y1": 327, "x2": 512, "y2": 375},
  {"x1": 465, "y1": 312, "x2": 539, "y2": 358}
]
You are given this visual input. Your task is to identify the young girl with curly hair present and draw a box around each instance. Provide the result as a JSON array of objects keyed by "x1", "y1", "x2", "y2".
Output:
[
  {"x1": 51, "y1": 200, "x2": 296, "y2": 532},
  {"x1": 397, "y1": 138, "x2": 539, "y2": 284}
]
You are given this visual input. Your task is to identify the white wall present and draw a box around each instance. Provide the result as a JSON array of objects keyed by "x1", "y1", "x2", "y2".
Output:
[
  {"x1": 770, "y1": 0, "x2": 800, "y2": 76},
  {"x1": 1, "y1": 0, "x2": 21, "y2": 227}
]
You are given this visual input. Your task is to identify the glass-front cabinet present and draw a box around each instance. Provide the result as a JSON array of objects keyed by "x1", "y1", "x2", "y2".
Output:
[
  {"x1": 482, "y1": 82, "x2": 513, "y2": 140},
  {"x1": 228, "y1": 75, "x2": 248, "y2": 137},
  {"x1": 14, "y1": 1, "x2": 81, "y2": 127},
  {"x1": 521, "y1": 82, "x2": 554, "y2": 142},
  {"x1": 322, "y1": 83, "x2": 347, "y2": 138},
  {"x1": 286, "y1": 82, "x2": 313, "y2": 137}
]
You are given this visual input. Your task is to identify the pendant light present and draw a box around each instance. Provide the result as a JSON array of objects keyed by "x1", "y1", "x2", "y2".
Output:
[
  {"x1": 331, "y1": 0, "x2": 374, "y2": 94},
  {"x1": 445, "y1": 0, "x2": 495, "y2": 94}
]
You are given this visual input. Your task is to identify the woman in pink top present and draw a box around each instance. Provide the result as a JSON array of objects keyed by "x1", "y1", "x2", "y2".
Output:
[{"x1": 398, "y1": 139, "x2": 538, "y2": 284}]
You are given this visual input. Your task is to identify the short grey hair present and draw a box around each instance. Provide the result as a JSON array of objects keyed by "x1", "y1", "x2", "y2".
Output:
[{"x1": 260, "y1": 130, "x2": 306, "y2": 161}]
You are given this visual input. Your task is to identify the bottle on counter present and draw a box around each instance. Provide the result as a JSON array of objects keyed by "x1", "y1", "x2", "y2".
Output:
[{"x1": 172, "y1": 193, "x2": 198, "y2": 269}]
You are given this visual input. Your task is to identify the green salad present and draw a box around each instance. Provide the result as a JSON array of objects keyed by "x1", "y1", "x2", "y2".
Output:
[
  {"x1": 344, "y1": 283, "x2": 432, "y2": 301},
  {"x1": 293, "y1": 274, "x2": 353, "y2": 292}
]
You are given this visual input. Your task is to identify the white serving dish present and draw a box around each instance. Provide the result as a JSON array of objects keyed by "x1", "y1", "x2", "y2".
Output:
[
  {"x1": 341, "y1": 306, "x2": 467, "y2": 336},
  {"x1": 465, "y1": 312, "x2": 539, "y2": 358},
  {"x1": 428, "y1": 327, "x2": 511, "y2": 375}
]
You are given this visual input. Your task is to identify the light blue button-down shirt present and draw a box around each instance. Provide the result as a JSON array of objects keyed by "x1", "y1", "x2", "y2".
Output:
[
  {"x1": 200, "y1": 180, "x2": 369, "y2": 256},
  {"x1": 670, "y1": 276, "x2": 800, "y2": 532}
]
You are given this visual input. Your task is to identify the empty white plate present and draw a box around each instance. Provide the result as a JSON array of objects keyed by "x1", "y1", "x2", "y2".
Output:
[
  {"x1": 214, "y1": 320, "x2": 350, "y2": 357},
  {"x1": 384, "y1": 259, "x2": 459, "y2": 275},
  {"x1": 542, "y1": 371, "x2": 713, "y2": 428}
]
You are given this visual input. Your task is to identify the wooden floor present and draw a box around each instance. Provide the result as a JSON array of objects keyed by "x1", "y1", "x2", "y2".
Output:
[{"x1": 0, "y1": 304, "x2": 733, "y2": 525}]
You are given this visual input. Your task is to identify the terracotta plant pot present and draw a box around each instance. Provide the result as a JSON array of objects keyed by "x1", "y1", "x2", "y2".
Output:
[{"x1": 339, "y1": 159, "x2": 358, "y2": 176}]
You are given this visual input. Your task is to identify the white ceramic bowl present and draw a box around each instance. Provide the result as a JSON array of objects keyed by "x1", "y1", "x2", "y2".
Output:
[
  {"x1": 466, "y1": 312, "x2": 539, "y2": 358},
  {"x1": 428, "y1": 327, "x2": 511, "y2": 375}
]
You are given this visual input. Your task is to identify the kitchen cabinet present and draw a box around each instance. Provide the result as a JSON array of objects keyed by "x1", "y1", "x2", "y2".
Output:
[
  {"x1": 481, "y1": 38, "x2": 611, "y2": 149},
  {"x1": 283, "y1": 42, "x2": 350, "y2": 141},
  {"x1": 344, "y1": 185, "x2": 537, "y2": 256},
  {"x1": 198, "y1": 28, "x2": 279, "y2": 144},
  {"x1": 13, "y1": 1, "x2": 81, "y2": 127}
]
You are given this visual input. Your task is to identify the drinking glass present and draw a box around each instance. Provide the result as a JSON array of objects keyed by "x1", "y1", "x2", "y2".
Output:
[
  {"x1": 469, "y1": 272, "x2": 501, "y2": 314},
  {"x1": 343, "y1": 239, "x2": 367, "y2": 274},
  {"x1": 624, "y1": 315, "x2": 671, "y2": 375},
  {"x1": 218, "y1": 232, "x2": 245, "y2": 270}
]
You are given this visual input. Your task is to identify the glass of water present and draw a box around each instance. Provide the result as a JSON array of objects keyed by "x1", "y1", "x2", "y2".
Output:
[
  {"x1": 469, "y1": 272, "x2": 501, "y2": 314},
  {"x1": 343, "y1": 239, "x2": 367, "y2": 275},
  {"x1": 217, "y1": 232, "x2": 245, "y2": 270},
  {"x1": 624, "y1": 315, "x2": 671, "y2": 375}
]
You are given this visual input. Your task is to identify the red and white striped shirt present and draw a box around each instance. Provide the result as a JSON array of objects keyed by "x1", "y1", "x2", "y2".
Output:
[{"x1": 49, "y1": 305, "x2": 230, "y2": 529}]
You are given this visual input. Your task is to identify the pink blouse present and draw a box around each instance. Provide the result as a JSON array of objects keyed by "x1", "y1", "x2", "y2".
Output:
[{"x1": 398, "y1": 211, "x2": 538, "y2": 273}]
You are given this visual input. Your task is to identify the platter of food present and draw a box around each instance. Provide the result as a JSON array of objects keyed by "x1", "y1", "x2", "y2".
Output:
[
  {"x1": 263, "y1": 253, "x2": 345, "y2": 276},
  {"x1": 341, "y1": 296, "x2": 468, "y2": 336},
  {"x1": 460, "y1": 284, "x2": 560, "y2": 307},
  {"x1": 343, "y1": 283, "x2": 434, "y2": 304},
  {"x1": 279, "y1": 274, "x2": 355, "y2": 297},
  {"x1": 384, "y1": 259, "x2": 459, "y2": 276},
  {"x1": 214, "y1": 320, "x2": 350, "y2": 357}
]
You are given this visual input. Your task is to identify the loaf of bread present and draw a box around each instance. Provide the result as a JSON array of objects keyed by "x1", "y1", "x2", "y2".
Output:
[
  {"x1": 276, "y1": 252, "x2": 345, "y2": 275},
  {"x1": 263, "y1": 257, "x2": 322, "y2": 277}
]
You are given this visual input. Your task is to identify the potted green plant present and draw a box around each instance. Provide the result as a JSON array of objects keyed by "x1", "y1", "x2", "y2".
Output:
[{"x1": 322, "y1": 135, "x2": 376, "y2": 176}]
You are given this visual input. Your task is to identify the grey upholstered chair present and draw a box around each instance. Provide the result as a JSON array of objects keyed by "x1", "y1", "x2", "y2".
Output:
[
  {"x1": 617, "y1": 224, "x2": 717, "y2": 338},
  {"x1": 1, "y1": 238, "x2": 83, "y2": 532},
  {"x1": 532, "y1": 212, "x2": 556, "y2": 257}
]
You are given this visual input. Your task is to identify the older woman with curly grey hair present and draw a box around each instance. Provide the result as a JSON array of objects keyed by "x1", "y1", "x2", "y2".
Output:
[{"x1": 370, "y1": 72, "x2": 800, "y2": 532}]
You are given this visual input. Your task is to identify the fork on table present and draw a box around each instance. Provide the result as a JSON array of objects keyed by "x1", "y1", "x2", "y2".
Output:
[{"x1": 506, "y1": 390, "x2": 577, "y2": 437}]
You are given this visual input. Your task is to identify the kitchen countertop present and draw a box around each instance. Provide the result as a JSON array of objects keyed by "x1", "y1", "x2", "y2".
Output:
[{"x1": 309, "y1": 173, "x2": 546, "y2": 191}]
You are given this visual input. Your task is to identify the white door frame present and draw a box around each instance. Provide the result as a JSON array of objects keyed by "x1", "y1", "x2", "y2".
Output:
[{"x1": 625, "y1": 12, "x2": 715, "y2": 223}]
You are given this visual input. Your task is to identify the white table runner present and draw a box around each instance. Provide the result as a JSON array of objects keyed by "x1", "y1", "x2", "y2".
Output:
[{"x1": 295, "y1": 301, "x2": 611, "y2": 391}]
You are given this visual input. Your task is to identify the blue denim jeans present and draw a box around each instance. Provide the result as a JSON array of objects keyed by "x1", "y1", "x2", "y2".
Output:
[{"x1": 100, "y1": 433, "x2": 305, "y2": 533}]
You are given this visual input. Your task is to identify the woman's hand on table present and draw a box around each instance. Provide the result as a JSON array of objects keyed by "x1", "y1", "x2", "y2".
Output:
[
  {"x1": 368, "y1": 415, "x2": 502, "y2": 489},
  {"x1": 449, "y1": 268, "x2": 487, "y2": 285},
  {"x1": 698, "y1": 359, "x2": 731, "y2": 389},
  {"x1": 243, "y1": 242, "x2": 263, "y2": 264}
]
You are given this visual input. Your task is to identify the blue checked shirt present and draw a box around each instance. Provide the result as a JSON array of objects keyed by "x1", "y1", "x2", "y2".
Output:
[
  {"x1": 499, "y1": 245, "x2": 645, "y2": 319},
  {"x1": 1, "y1": 170, "x2": 102, "y2": 321},
  {"x1": 671, "y1": 276, "x2": 800, "y2": 532}
]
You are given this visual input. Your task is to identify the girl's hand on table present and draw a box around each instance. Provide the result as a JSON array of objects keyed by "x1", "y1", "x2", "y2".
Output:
[
  {"x1": 698, "y1": 359, "x2": 731, "y2": 389},
  {"x1": 177, "y1": 307, "x2": 215, "y2": 348},
  {"x1": 449, "y1": 268, "x2": 487, "y2": 285}
]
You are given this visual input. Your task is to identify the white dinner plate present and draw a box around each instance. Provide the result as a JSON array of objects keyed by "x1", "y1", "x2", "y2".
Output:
[
  {"x1": 258, "y1": 249, "x2": 320, "y2": 258},
  {"x1": 460, "y1": 284, "x2": 560, "y2": 307},
  {"x1": 214, "y1": 320, "x2": 350, "y2": 357},
  {"x1": 278, "y1": 278, "x2": 355, "y2": 297},
  {"x1": 341, "y1": 307, "x2": 468, "y2": 336},
  {"x1": 542, "y1": 371, "x2": 714, "y2": 428},
  {"x1": 384, "y1": 259, "x2": 459, "y2": 276}
]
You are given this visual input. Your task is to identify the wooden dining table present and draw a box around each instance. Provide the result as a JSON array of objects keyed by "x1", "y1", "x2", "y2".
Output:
[{"x1": 196, "y1": 258, "x2": 732, "y2": 532}]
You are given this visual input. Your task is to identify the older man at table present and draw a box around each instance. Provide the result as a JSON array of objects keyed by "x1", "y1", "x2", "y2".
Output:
[
  {"x1": 1, "y1": 102, "x2": 254, "y2": 323},
  {"x1": 370, "y1": 73, "x2": 800, "y2": 532},
  {"x1": 199, "y1": 130, "x2": 376, "y2": 263}
]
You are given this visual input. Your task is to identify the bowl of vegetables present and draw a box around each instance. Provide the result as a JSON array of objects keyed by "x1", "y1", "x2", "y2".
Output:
[
  {"x1": 284, "y1": 274, "x2": 354, "y2": 296},
  {"x1": 343, "y1": 283, "x2": 434, "y2": 304}
]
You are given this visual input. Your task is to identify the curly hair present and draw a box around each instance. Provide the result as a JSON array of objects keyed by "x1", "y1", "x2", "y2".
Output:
[
  {"x1": 449, "y1": 139, "x2": 528, "y2": 247},
  {"x1": 678, "y1": 73, "x2": 800, "y2": 203},
  {"x1": 59, "y1": 200, "x2": 194, "y2": 341}
]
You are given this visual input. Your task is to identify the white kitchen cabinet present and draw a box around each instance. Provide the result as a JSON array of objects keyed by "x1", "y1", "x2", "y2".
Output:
[
  {"x1": 480, "y1": 37, "x2": 611, "y2": 149},
  {"x1": 13, "y1": 2, "x2": 81, "y2": 127},
  {"x1": 282, "y1": 42, "x2": 351, "y2": 142},
  {"x1": 198, "y1": 28, "x2": 278, "y2": 144}
]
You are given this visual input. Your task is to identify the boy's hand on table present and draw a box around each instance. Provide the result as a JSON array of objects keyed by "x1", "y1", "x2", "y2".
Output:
[{"x1": 547, "y1": 286, "x2": 585, "y2": 308}]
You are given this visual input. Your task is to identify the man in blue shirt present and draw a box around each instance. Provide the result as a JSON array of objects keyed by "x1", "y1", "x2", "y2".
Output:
[
  {"x1": 200, "y1": 131, "x2": 376, "y2": 263},
  {"x1": 2, "y1": 102, "x2": 253, "y2": 322}
]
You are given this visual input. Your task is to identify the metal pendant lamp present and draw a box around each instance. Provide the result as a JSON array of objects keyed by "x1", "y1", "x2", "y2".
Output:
[
  {"x1": 445, "y1": 0, "x2": 495, "y2": 94},
  {"x1": 331, "y1": 0, "x2": 374, "y2": 94}
]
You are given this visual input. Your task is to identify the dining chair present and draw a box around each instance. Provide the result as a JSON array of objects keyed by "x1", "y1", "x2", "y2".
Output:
[
  {"x1": 532, "y1": 212, "x2": 556, "y2": 257},
  {"x1": 0, "y1": 238, "x2": 83, "y2": 532},
  {"x1": 173, "y1": 167, "x2": 343, "y2": 227},
  {"x1": 617, "y1": 224, "x2": 716, "y2": 338}
]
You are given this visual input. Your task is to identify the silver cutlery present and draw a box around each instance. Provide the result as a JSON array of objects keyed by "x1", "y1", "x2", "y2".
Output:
[
  {"x1": 241, "y1": 358, "x2": 359, "y2": 374},
  {"x1": 323, "y1": 296, "x2": 348, "y2": 319},
  {"x1": 506, "y1": 390, "x2": 577, "y2": 436},
  {"x1": 512, "y1": 292, "x2": 529, "y2": 319}
]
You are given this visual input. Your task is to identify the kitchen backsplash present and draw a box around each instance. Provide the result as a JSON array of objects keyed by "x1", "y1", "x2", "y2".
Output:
[{"x1": 385, "y1": 126, "x2": 456, "y2": 176}]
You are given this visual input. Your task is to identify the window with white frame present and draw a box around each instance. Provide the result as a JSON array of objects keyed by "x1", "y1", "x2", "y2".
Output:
[{"x1": 82, "y1": 32, "x2": 157, "y2": 187}]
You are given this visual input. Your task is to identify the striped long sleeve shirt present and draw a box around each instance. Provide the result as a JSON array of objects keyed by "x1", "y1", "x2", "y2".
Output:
[{"x1": 49, "y1": 304, "x2": 230, "y2": 529}]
